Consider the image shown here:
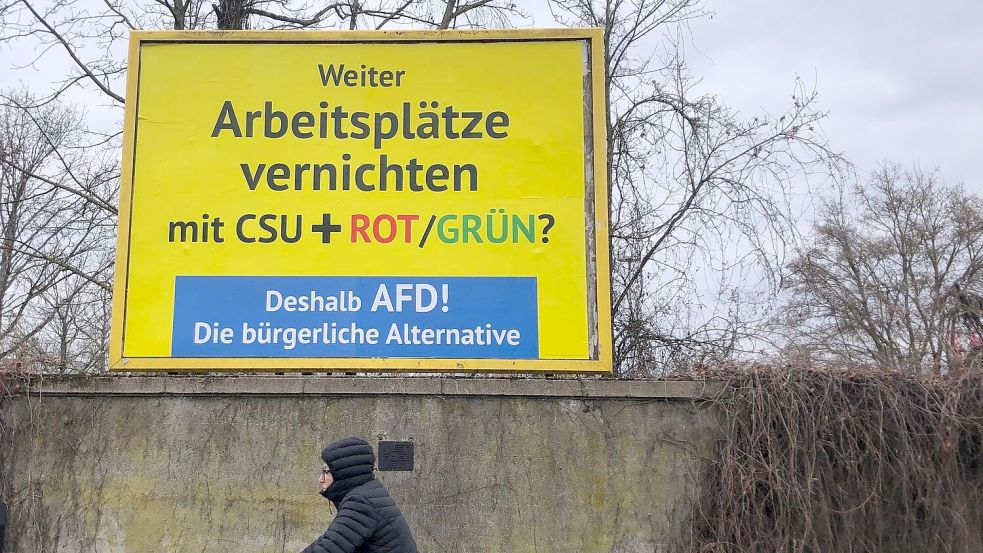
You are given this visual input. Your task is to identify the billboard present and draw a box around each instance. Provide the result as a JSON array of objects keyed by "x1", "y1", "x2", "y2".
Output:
[{"x1": 110, "y1": 29, "x2": 611, "y2": 372}]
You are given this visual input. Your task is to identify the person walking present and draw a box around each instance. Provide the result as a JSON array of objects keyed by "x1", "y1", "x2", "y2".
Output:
[{"x1": 303, "y1": 437, "x2": 419, "y2": 553}]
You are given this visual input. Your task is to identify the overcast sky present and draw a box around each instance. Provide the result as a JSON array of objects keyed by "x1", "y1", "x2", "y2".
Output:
[
  {"x1": 526, "y1": 0, "x2": 981, "y2": 193},
  {"x1": 667, "y1": 1, "x2": 981, "y2": 191},
  {"x1": 3, "y1": 0, "x2": 980, "y2": 194}
]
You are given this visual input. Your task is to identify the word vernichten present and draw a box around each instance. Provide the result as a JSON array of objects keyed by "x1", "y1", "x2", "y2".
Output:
[{"x1": 240, "y1": 154, "x2": 477, "y2": 193}]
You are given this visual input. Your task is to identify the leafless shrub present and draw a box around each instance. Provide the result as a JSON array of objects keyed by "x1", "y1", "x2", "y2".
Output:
[{"x1": 675, "y1": 364, "x2": 983, "y2": 552}]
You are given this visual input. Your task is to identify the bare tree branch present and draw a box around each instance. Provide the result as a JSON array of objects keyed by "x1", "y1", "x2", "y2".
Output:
[{"x1": 18, "y1": 0, "x2": 125, "y2": 104}]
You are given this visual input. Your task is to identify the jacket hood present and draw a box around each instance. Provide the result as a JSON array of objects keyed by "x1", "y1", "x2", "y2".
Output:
[{"x1": 320, "y1": 437, "x2": 376, "y2": 504}]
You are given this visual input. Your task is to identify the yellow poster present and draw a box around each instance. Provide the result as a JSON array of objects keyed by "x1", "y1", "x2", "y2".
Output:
[{"x1": 110, "y1": 29, "x2": 611, "y2": 372}]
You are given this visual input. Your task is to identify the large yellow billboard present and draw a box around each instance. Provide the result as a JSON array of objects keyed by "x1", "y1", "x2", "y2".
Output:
[{"x1": 110, "y1": 29, "x2": 611, "y2": 372}]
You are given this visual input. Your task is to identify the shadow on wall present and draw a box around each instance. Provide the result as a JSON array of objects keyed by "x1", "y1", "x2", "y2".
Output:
[{"x1": 1, "y1": 500, "x2": 7, "y2": 553}]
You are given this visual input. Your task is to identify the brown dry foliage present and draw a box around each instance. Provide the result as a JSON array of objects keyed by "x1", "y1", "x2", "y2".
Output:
[{"x1": 676, "y1": 366, "x2": 983, "y2": 552}]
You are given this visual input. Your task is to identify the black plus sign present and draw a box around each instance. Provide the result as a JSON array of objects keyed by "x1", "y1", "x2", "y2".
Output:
[{"x1": 311, "y1": 213, "x2": 343, "y2": 243}]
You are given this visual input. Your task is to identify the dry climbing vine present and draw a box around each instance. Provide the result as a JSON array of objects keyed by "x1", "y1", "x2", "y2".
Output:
[{"x1": 674, "y1": 365, "x2": 983, "y2": 553}]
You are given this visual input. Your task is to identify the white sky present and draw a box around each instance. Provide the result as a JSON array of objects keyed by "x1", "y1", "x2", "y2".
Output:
[
  {"x1": 679, "y1": 0, "x2": 983, "y2": 192},
  {"x1": 529, "y1": 0, "x2": 983, "y2": 192}
]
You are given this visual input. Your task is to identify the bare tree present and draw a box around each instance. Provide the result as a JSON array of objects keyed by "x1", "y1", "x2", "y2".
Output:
[
  {"x1": 0, "y1": 90, "x2": 116, "y2": 372},
  {"x1": 549, "y1": 0, "x2": 842, "y2": 375},
  {"x1": 780, "y1": 163, "x2": 983, "y2": 374}
]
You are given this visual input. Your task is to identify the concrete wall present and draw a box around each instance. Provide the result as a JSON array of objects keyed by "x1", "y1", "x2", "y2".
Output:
[{"x1": 0, "y1": 376, "x2": 720, "y2": 553}]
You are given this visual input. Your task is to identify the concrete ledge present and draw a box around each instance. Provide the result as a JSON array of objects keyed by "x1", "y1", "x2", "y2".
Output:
[{"x1": 26, "y1": 375, "x2": 721, "y2": 399}]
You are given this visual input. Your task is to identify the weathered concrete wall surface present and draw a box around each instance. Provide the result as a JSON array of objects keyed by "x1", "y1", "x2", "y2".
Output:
[{"x1": 0, "y1": 376, "x2": 719, "y2": 553}]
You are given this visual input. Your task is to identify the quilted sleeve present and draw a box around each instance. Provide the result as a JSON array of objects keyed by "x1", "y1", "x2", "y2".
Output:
[{"x1": 302, "y1": 495, "x2": 379, "y2": 553}]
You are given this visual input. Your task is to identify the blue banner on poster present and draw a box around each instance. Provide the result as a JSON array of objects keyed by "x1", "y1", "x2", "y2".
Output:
[{"x1": 171, "y1": 276, "x2": 538, "y2": 358}]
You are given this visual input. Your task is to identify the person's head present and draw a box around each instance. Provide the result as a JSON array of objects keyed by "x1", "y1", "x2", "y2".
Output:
[{"x1": 318, "y1": 437, "x2": 376, "y2": 503}]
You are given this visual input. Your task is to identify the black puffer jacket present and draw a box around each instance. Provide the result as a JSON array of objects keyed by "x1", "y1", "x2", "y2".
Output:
[{"x1": 303, "y1": 437, "x2": 419, "y2": 553}]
